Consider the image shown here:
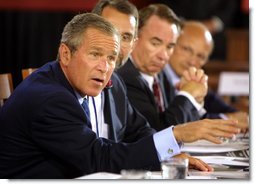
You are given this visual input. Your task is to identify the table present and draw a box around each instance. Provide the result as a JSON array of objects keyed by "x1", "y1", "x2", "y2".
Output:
[{"x1": 77, "y1": 133, "x2": 249, "y2": 179}]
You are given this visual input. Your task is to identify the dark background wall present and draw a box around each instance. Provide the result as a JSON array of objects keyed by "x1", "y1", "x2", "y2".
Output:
[
  {"x1": 0, "y1": 0, "x2": 248, "y2": 88},
  {"x1": 0, "y1": 0, "x2": 154, "y2": 87}
]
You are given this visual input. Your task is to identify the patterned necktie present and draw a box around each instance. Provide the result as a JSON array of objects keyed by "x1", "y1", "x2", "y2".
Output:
[
  {"x1": 82, "y1": 97, "x2": 90, "y2": 120},
  {"x1": 152, "y1": 77, "x2": 164, "y2": 112}
]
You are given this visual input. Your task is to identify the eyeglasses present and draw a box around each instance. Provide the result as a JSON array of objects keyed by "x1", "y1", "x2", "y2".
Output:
[{"x1": 176, "y1": 44, "x2": 207, "y2": 65}]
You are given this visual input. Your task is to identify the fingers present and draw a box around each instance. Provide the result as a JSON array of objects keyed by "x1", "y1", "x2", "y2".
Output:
[
  {"x1": 182, "y1": 70, "x2": 192, "y2": 81},
  {"x1": 182, "y1": 67, "x2": 206, "y2": 82},
  {"x1": 188, "y1": 157, "x2": 214, "y2": 172},
  {"x1": 225, "y1": 112, "x2": 249, "y2": 133},
  {"x1": 173, "y1": 119, "x2": 241, "y2": 144},
  {"x1": 200, "y1": 74, "x2": 208, "y2": 85},
  {"x1": 202, "y1": 134, "x2": 223, "y2": 144},
  {"x1": 188, "y1": 67, "x2": 197, "y2": 80},
  {"x1": 241, "y1": 128, "x2": 249, "y2": 134},
  {"x1": 198, "y1": 119, "x2": 241, "y2": 143},
  {"x1": 195, "y1": 69, "x2": 204, "y2": 82}
]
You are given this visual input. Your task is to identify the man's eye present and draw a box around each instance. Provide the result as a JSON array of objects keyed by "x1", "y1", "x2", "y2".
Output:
[
  {"x1": 182, "y1": 46, "x2": 189, "y2": 51},
  {"x1": 167, "y1": 44, "x2": 175, "y2": 50},
  {"x1": 121, "y1": 34, "x2": 132, "y2": 42},
  {"x1": 151, "y1": 41, "x2": 160, "y2": 46},
  {"x1": 91, "y1": 52, "x2": 99, "y2": 57},
  {"x1": 108, "y1": 56, "x2": 116, "y2": 62},
  {"x1": 197, "y1": 54, "x2": 206, "y2": 61}
]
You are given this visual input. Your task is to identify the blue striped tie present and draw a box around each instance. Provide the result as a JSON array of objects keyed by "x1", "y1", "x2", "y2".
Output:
[{"x1": 82, "y1": 97, "x2": 90, "y2": 120}]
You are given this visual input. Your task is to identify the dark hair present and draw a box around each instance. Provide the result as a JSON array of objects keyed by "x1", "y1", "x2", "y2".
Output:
[
  {"x1": 138, "y1": 4, "x2": 182, "y2": 32},
  {"x1": 92, "y1": 0, "x2": 139, "y2": 38},
  {"x1": 58, "y1": 13, "x2": 120, "y2": 60}
]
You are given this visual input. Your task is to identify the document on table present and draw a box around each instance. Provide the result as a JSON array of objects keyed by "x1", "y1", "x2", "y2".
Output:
[
  {"x1": 182, "y1": 140, "x2": 249, "y2": 153},
  {"x1": 194, "y1": 156, "x2": 249, "y2": 167},
  {"x1": 189, "y1": 171, "x2": 249, "y2": 179},
  {"x1": 76, "y1": 172, "x2": 121, "y2": 179}
]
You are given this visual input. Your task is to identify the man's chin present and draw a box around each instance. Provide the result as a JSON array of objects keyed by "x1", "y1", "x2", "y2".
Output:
[
  {"x1": 115, "y1": 57, "x2": 128, "y2": 70},
  {"x1": 86, "y1": 88, "x2": 105, "y2": 97},
  {"x1": 114, "y1": 62, "x2": 122, "y2": 70}
]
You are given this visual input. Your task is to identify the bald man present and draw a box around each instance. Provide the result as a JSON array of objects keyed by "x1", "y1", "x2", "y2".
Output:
[{"x1": 163, "y1": 21, "x2": 248, "y2": 133}]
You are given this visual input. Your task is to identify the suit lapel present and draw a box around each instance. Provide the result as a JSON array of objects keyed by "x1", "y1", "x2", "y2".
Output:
[
  {"x1": 126, "y1": 59, "x2": 156, "y2": 107},
  {"x1": 103, "y1": 85, "x2": 124, "y2": 142},
  {"x1": 160, "y1": 70, "x2": 177, "y2": 105},
  {"x1": 103, "y1": 89, "x2": 116, "y2": 141}
]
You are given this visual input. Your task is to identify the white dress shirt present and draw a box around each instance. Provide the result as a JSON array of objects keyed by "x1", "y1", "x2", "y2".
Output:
[
  {"x1": 74, "y1": 81, "x2": 181, "y2": 160},
  {"x1": 88, "y1": 93, "x2": 108, "y2": 138},
  {"x1": 75, "y1": 91, "x2": 108, "y2": 138}
]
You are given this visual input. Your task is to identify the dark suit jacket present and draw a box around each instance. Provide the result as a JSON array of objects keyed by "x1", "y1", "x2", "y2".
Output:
[
  {"x1": 161, "y1": 66, "x2": 237, "y2": 119},
  {"x1": 0, "y1": 61, "x2": 160, "y2": 179},
  {"x1": 103, "y1": 72, "x2": 156, "y2": 142},
  {"x1": 203, "y1": 90, "x2": 237, "y2": 119},
  {"x1": 117, "y1": 59, "x2": 200, "y2": 131}
]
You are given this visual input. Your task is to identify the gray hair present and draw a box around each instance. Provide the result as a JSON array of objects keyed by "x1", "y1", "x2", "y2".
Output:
[
  {"x1": 58, "y1": 13, "x2": 120, "y2": 59},
  {"x1": 92, "y1": 0, "x2": 139, "y2": 39}
]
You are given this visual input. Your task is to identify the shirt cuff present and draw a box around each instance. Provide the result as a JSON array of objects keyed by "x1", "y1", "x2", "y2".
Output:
[
  {"x1": 219, "y1": 113, "x2": 229, "y2": 119},
  {"x1": 177, "y1": 91, "x2": 206, "y2": 116},
  {"x1": 153, "y1": 126, "x2": 181, "y2": 161}
]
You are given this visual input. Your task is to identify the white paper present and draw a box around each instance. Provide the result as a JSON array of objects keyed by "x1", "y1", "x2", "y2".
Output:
[
  {"x1": 194, "y1": 156, "x2": 249, "y2": 167},
  {"x1": 182, "y1": 139, "x2": 249, "y2": 153},
  {"x1": 186, "y1": 175, "x2": 217, "y2": 179},
  {"x1": 218, "y1": 72, "x2": 249, "y2": 96},
  {"x1": 182, "y1": 144, "x2": 249, "y2": 153},
  {"x1": 189, "y1": 171, "x2": 249, "y2": 179},
  {"x1": 76, "y1": 172, "x2": 121, "y2": 179}
]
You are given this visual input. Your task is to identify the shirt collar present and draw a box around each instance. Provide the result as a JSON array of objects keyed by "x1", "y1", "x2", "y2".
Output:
[
  {"x1": 129, "y1": 55, "x2": 156, "y2": 91},
  {"x1": 74, "y1": 90, "x2": 87, "y2": 105},
  {"x1": 167, "y1": 64, "x2": 181, "y2": 86},
  {"x1": 140, "y1": 72, "x2": 156, "y2": 92}
]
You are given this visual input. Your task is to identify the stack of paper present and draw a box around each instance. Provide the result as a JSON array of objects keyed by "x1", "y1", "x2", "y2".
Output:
[{"x1": 182, "y1": 139, "x2": 249, "y2": 154}]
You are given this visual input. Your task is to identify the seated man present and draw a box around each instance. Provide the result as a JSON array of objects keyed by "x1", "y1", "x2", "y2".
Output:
[
  {"x1": 0, "y1": 7, "x2": 240, "y2": 179},
  {"x1": 163, "y1": 20, "x2": 248, "y2": 133},
  {"x1": 117, "y1": 4, "x2": 208, "y2": 130}
]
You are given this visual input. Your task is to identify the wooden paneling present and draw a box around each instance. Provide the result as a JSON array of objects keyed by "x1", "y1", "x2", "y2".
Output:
[
  {"x1": 203, "y1": 60, "x2": 249, "y2": 92},
  {"x1": 0, "y1": 73, "x2": 13, "y2": 107},
  {"x1": 226, "y1": 29, "x2": 249, "y2": 62}
]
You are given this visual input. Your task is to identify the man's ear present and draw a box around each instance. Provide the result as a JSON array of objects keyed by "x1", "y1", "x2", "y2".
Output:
[{"x1": 59, "y1": 43, "x2": 71, "y2": 66}]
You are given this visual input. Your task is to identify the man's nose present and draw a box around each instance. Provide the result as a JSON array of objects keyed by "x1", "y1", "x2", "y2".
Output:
[
  {"x1": 98, "y1": 58, "x2": 109, "y2": 73},
  {"x1": 188, "y1": 55, "x2": 200, "y2": 67},
  {"x1": 158, "y1": 48, "x2": 169, "y2": 62}
]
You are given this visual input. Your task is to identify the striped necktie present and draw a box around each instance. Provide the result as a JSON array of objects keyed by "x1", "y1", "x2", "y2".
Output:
[
  {"x1": 152, "y1": 77, "x2": 164, "y2": 112},
  {"x1": 82, "y1": 97, "x2": 90, "y2": 120}
]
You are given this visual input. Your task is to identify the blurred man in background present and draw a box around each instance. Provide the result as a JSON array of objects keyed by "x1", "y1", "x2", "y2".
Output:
[{"x1": 163, "y1": 20, "x2": 248, "y2": 133}]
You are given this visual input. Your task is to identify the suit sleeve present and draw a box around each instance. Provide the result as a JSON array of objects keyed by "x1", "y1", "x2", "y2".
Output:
[
  {"x1": 31, "y1": 90, "x2": 160, "y2": 178},
  {"x1": 202, "y1": 90, "x2": 237, "y2": 119},
  {"x1": 162, "y1": 95, "x2": 201, "y2": 126},
  {"x1": 110, "y1": 73, "x2": 156, "y2": 142}
]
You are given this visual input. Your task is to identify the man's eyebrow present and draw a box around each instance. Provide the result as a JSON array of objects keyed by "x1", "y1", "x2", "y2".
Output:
[
  {"x1": 90, "y1": 46, "x2": 118, "y2": 56},
  {"x1": 122, "y1": 32, "x2": 133, "y2": 37},
  {"x1": 151, "y1": 37, "x2": 163, "y2": 43}
]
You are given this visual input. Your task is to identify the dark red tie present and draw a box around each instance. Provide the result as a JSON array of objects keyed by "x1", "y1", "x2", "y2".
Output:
[{"x1": 152, "y1": 77, "x2": 164, "y2": 112}]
